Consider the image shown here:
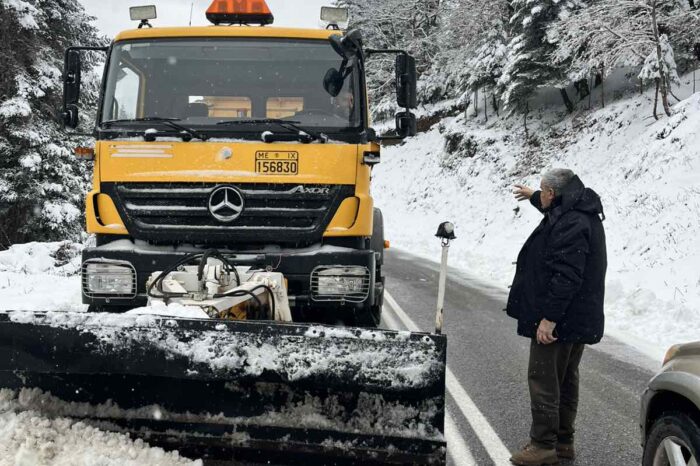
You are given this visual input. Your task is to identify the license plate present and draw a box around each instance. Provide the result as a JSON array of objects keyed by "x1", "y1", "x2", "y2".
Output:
[{"x1": 255, "y1": 151, "x2": 299, "y2": 175}]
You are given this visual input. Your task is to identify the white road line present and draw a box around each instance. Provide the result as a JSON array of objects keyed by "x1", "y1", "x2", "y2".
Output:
[
  {"x1": 384, "y1": 292, "x2": 513, "y2": 465},
  {"x1": 445, "y1": 372, "x2": 511, "y2": 464},
  {"x1": 384, "y1": 306, "x2": 476, "y2": 465},
  {"x1": 445, "y1": 412, "x2": 478, "y2": 466},
  {"x1": 381, "y1": 305, "x2": 401, "y2": 330}
]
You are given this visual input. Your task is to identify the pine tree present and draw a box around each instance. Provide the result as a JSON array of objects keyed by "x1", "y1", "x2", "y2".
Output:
[
  {"x1": 498, "y1": 0, "x2": 572, "y2": 113},
  {"x1": 0, "y1": 0, "x2": 105, "y2": 247},
  {"x1": 463, "y1": 17, "x2": 509, "y2": 101},
  {"x1": 430, "y1": 0, "x2": 510, "y2": 109},
  {"x1": 337, "y1": 0, "x2": 443, "y2": 118}
]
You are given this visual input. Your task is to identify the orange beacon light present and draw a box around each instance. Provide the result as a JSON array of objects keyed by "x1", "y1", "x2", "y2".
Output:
[{"x1": 206, "y1": 0, "x2": 274, "y2": 26}]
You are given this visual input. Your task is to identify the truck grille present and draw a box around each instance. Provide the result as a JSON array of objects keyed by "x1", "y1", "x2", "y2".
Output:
[{"x1": 101, "y1": 183, "x2": 355, "y2": 246}]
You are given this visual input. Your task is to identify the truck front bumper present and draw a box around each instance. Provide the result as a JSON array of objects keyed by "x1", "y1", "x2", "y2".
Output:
[{"x1": 81, "y1": 242, "x2": 379, "y2": 320}]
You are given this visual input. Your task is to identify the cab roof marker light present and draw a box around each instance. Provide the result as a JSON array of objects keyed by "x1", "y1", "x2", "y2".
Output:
[
  {"x1": 206, "y1": 0, "x2": 274, "y2": 26},
  {"x1": 130, "y1": 5, "x2": 157, "y2": 29},
  {"x1": 321, "y1": 6, "x2": 349, "y2": 29}
]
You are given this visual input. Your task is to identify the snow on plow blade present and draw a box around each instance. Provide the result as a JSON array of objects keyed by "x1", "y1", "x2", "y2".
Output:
[{"x1": 0, "y1": 311, "x2": 447, "y2": 465}]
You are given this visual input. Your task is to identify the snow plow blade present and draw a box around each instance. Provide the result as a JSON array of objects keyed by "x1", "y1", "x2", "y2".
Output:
[{"x1": 0, "y1": 311, "x2": 447, "y2": 465}]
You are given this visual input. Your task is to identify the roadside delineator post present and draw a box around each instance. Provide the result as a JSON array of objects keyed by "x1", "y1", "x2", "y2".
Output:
[{"x1": 434, "y1": 222, "x2": 456, "y2": 334}]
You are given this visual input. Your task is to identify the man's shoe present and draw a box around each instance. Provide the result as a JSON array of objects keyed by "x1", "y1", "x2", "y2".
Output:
[
  {"x1": 556, "y1": 443, "x2": 575, "y2": 459},
  {"x1": 510, "y1": 443, "x2": 559, "y2": 466}
]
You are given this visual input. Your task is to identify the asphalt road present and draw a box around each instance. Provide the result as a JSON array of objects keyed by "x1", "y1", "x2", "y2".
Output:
[{"x1": 380, "y1": 248, "x2": 657, "y2": 466}]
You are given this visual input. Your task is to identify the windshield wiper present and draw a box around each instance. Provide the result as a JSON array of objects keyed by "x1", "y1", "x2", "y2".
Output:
[
  {"x1": 216, "y1": 119, "x2": 328, "y2": 144},
  {"x1": 101, "y1": 117, "x2": 209, "y2": 142}
]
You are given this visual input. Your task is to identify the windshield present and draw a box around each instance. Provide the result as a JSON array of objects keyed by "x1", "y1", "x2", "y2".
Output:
[{"x1": 100, "y1": 38, "x2": 363, "y2": 134}]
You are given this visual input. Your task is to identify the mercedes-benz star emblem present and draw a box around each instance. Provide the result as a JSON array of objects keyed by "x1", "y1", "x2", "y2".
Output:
[{"x1": 208, "y1": 186, "x2": 245, "y2": 223}]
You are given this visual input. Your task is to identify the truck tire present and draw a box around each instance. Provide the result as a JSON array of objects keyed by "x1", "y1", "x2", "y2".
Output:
[
  {"x1": 370, "y1": 208, "x2": 385, "y2": 267},
  {"x1": 356, "y1": 208, "x2": 385, "y2": 328},
  {"x1": 643, "y1": 412, "x2": 700, "y2": 466}
]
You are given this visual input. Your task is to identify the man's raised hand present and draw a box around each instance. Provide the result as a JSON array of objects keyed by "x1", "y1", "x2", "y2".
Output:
[{"x1": 513, "y1": 184, "x2": 534, "y2": 201}]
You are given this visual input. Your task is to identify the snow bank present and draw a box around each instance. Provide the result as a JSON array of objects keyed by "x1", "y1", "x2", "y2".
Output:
[
  {"x1": 126, "y1": 302, "x2": 209, "y2": 319},
  {"x1": 0, "y1": 391, "x2": 200, "y2": 466},
  {"x1": 374, "y1": 73, "x2": 700, "y2": 360},
  {"x1": 0, "y1": 242, "x2": 86, "y2": 313}
]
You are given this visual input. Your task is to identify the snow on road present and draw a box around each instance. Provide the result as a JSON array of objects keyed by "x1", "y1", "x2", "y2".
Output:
[
  {"x1": 0, "y1": 390, "x2": 199, "y2": 466},
  {"x1": 0, "y1": 243, "x2": 202, "y2": 465}
]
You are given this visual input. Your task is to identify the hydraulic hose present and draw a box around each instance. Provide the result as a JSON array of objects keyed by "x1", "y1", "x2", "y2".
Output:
[
  {"x1": 148, "y1": 250, "x2": 241, "y2": 300},
  {"x1": 213, "y1": 284, "x2": 276, "y2": 317}
]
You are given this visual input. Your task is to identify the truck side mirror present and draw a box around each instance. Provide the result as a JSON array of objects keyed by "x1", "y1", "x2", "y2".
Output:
[
  {"x1": 62, "y1": 49, "x2": 82, "y2": 128},
  {"x1": 323, "y1": 68, "x2": 345, "y2": 97},
  {"x1": 396, "y1": 111, "x2": 417, "y2": 138},
  {"x1": 396, "y1": 54, "x2": 417, "y2": 109}
]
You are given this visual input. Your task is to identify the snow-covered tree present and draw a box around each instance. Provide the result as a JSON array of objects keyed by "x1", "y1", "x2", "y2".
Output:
[
  {"x1": 640, "y1": 33, "x2": 680, "y2": 117},
  {"x1": 549, "y1": 0, "x2": 700, "y2": 117},
  {"x1": 0, "y1": 0, "x2": 104, "y2": 246},
  {"x1": 429, "y1": 0, "x2": 509, "y2": 109},
  {"x1": 498, "y1": 0, "x2": 575, "y2": 113},
  {"x1": 337, "y1": 0, "x2": 444, "y2": 118}
]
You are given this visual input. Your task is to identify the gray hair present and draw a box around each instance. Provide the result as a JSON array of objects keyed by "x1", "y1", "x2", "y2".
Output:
[{"x1": 542, "y1": 168, "x2": 575, "y2": 195}]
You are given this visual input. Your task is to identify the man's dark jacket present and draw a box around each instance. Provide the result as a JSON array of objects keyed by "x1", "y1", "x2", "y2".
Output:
[{"x1": 506, "y1": 176, "x2": 607, "y2": 344}]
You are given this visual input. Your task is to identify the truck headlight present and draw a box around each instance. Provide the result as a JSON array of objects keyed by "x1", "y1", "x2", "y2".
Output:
[
  {"x1": 311, "y1": 266, "x2": 370, "y2": 303},
  {"x1": 83, "y1": 261, "x2": 136, "y2": 297}
]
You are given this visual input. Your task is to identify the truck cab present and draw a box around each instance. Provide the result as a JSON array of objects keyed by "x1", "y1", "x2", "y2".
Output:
[{"x1": 65, "y1": 2, "x2": 417, "y2": 327}]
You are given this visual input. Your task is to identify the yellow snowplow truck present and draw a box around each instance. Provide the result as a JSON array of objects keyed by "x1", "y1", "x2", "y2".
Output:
[{"x1": 0, "y1": 2, "x2": 447, "y2": 465}]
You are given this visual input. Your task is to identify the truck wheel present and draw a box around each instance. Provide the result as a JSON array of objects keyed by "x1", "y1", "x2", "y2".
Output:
[
  {"x1": 643, "y1": 412, "x2": 700, "y2": 466},
  {"x1": 365, "y1": 208, "x2": 385, "y2": 328},
  {"x1": 370, "y1": 208, "x2": 385, "y2": 266}
]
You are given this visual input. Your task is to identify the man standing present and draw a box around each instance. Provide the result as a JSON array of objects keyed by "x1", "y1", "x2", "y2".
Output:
[{"x1": 507, "y1": 169, "x2": 607, "y2": 466}]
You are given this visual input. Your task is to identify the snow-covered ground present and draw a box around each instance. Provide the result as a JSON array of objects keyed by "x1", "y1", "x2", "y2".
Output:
[
  {"x1": 374, "y1": 71, "x2": 700, "y2": 361},
  {"x1": 0, "y1": 243, "x2": 202, "y2": 464},
  {"x1": 0, "y1": 390, "x2": 200, "y2": 466},
  {"x1": 0, "y1": 242, "x2": 86, "y2": 313}
]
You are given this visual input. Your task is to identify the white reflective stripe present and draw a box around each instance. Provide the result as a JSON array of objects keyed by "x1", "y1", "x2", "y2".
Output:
[
  {"x1": 112, "y1": 153, "x2": 173, "y2": 158},
  {"x1": 114, "y1": 149, "x2": 169, "y2": 154},
  {"x1": 384, "y1": 291, "x2": 512, "y2": 465},
  {"x1": 111, "y1": 145, "x2": 173, "y2": 149}
]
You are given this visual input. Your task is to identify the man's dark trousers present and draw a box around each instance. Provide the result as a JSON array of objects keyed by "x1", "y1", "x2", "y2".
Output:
[{"x1": 528, "y1": 339, "x2": 585, "y2": 449}]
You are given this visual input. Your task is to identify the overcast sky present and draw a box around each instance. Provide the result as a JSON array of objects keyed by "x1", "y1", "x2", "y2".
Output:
[{"x1": 81, "y1": 0, "x2": 331, "y2": 38}]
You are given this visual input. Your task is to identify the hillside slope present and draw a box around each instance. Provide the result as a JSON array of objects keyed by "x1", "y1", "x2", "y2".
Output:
[{"x1": 374, "y1": 75, "x2": 700, "y2": 359}]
